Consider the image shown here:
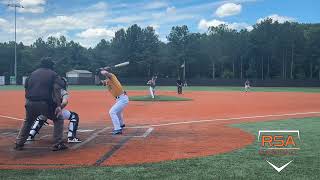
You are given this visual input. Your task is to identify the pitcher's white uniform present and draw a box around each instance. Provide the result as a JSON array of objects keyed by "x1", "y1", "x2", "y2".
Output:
[{"x1": 147, "y1": 76, "x2": 156, "y2": 99}]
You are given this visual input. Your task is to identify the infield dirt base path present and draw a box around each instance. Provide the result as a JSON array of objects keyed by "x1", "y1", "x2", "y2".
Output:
[{"x1": 0, "y1": 90, "x2": 319, "y2": 169}]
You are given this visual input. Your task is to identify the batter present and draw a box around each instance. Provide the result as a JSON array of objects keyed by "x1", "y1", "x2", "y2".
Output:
[{"x1": 99, "y1": 67, "x2": 129, "y2": 135}]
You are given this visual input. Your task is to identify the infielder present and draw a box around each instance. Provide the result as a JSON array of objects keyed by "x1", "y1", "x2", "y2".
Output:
[
  {"x1": 244, "y1": 79, "x2": 251, "y2": 92},
  {"x1": 147, "y1": 76, "x2": 157, "y2": 99},
  {"x1": 98, "y1": 67, "x2": 129, "y2": 135},
  {"x1": 27, "y1": 77, "x2": 81, "y2": 143}
]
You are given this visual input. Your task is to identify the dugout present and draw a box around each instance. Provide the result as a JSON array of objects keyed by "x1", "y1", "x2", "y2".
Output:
[{"x1": 66, "y1": 70, "x2": 94, "y2": 85}]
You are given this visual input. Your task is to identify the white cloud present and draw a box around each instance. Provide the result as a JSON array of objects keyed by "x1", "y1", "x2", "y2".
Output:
[
  {"x1": 75, "y1": 28, "x2": 117, "y2": 48},
  {"x1": 0, "y1": 18, "x2": 9, "y2": 29},
  {"x1": 257, "y1": 14, "x2": 295, "y2": 23},
  {"x1": 198, "y1": 19, "x2": 252, "y2": 31},
  {"x1": 46, "y1": 31, "x2": 68, "y2": 38},
  {"x1": 144, "y1": 1, "x2": 167, "y2": 10},
  {"x1": 27, "y1": 16, "x2": 88, "y2": 31},
  {"x1": 107, "y1": 15, "x2": 149, "y2": 24},
  {"x1": 215, "y1": 3, "x2": 242, "y2": 17},
  {"x1": 89, "y1": 1, "x2": 108, "y2": 10},
  {"x1": 198, "y1": 19, "x2": 225, "y2": 30},
  {"x1": 149, "y1": 24, "x2": 160, "y2": 30},
  {"x1": 166, "y1": 6, "x2": 176, "y2": 14},
  {"x1": 76, "y1": 28, "x2": 115, "y2": 39},
  {"x1": 16, "y1": 0, "x2": 47, "y2": 13},
  {"x1": 0, "y1": 1, "x2": 109, "y2": 46},
  {"x1": 20, "y1": 0, "x2": 45, "y2": 6}
]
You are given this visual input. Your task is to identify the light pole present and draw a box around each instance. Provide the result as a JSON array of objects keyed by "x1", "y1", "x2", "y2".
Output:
[{"x1": 7, "y1": 1, "x2": 24, "y2": 84}]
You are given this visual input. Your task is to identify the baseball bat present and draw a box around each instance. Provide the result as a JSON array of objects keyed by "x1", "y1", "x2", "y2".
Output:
[
  {"x1": 97, "y1": 61, "x2": 130, "y2": 74},
  {"x1": 114, "y1": 61, "x2": 130, "y2": 68}
]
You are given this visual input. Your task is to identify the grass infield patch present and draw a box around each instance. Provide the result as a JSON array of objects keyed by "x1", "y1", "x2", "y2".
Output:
[{"x1": 129, "y1": 95, "x2": 192, "y2": 101}]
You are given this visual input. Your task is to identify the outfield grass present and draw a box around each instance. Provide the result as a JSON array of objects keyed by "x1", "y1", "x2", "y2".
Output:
[
  {"x1": 129, "y1": 95, "x2": 192, "y2": 101},
  {"x1": 1, "y1": 117, "x2": 319, "y2": 180},
  {"x1": 1, "y1": 85, "x2": 320, "y2": 93}
]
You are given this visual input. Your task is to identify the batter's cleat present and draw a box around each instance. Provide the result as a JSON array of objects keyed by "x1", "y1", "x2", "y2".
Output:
[
  {"x1": 120, "y1": 124, "x2": 126, "y2": 128},
  {"x1": 14, "y1": 144, "x2": 24, "y2": 151},
  {"x1": 68, "y1": 137, "x2": 82, "y2": 143},
  {"x1": 52, "y1": 142, "x2": 68, "y2": 151},
  {"x1": 111, "y1": 129, "x2": 122, "y2": 135},
  {"x1": 26, "y1": 136, "x2": 34, "y2": 141}
]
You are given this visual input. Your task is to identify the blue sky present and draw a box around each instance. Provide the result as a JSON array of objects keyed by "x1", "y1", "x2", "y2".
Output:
[{"x1": 0, "y1": 0, "x2": 319, "y2": 47}]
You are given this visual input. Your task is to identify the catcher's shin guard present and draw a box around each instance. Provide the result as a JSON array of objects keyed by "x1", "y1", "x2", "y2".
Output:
[
  {"x1": 28, "y1": 115, "x2": 47, "y2": 140},
  {"x1": 67, "y1": 112, "x2": 79, "y2": 138}
]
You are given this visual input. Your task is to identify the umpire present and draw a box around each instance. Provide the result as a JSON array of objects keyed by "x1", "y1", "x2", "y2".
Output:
[
  {"x1": 15, "y1": 57, "x2": 67, "y2": 151},
  {"x1": 177, "y1": 78, "x2": 183, "y2": 94}
]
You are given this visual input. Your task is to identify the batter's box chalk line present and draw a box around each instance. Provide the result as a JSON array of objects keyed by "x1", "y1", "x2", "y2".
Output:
[{"x1": 70, "y1": 126, "x2": 153, "y2": 150}]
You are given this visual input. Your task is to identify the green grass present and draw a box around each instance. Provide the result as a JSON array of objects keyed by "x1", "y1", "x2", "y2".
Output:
[
  {"x1": 1, "y1": 85, "x2": 320, "y2": 93},
  {"x1": 1, "y1": 117, "x2": 319, "y2": 180},
  {"x1": 129, "y1": 95, "x2": 192, "y2": 101}
]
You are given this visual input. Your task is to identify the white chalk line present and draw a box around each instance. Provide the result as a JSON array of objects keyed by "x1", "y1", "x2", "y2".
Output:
[
  {"x1": 2, "y1": 112, "x2": 320, "y2": 150},
  {"x1": 3, "y1": 112, "x2": 320, "y2": 129},
  {"x1": 128, "y1": 111, "x2": 320, "y2": 128},
  {"x1": 0, "y1": 114, "x2": 56, "y2": 127},
  {"x1": 0, "y1": 114, "x2": 95, "y2": 132},
  {"x1": 71, "y1": 127, "x2": 154, "y2": 150},
  {"x1": 71, "y1": 127, "x2": 110, "y2": 150},
  {"x1": 141, "y1": 127, "x2": 154, "y2": 138}
]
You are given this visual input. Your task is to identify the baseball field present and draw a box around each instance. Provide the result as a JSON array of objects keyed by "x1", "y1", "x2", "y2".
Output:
[{"x1": 0, "y1": 85, "x2": 319, "y2": 180}]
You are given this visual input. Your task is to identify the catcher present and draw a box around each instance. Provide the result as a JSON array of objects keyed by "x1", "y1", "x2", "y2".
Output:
[
  {"x1": 97, "y1": 67, "x2": 129, "y2": 135},
  {"x1": 27, "y1": 77, "x2": 81, "y2": 143},
  {"x1": 147, "y1": 76, "x2": 157, "y2": 99}
]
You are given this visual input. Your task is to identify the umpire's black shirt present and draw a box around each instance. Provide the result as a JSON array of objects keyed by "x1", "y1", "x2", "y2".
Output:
[{"x1": 25, "y1": 68, "x2": 58, "y2": 102}]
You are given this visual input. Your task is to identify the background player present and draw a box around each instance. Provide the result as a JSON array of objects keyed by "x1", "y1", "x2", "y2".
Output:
[
  {"x1": 27, "y1": 77, "x2": 81, "y2": 143},
  {"x1": 147, "y1": 76, "x2": 157, "y2": 98},
  {"x1": 98, "y1": 67, "x2": 129, "y2": 135},
  {"x1": 244, "y1": 79, "x2": 251, "y2": 92},
  {"x1": 177, "y1": 78, "x2": 183, "y2": 94}
]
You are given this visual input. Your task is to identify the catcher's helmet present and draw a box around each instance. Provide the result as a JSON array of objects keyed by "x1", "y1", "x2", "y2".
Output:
[{"x1": 61, "y1": 77, "x2": 68, "y2": 90}]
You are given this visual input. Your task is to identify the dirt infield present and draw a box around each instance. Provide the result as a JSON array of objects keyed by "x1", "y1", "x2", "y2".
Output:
[{"x1": 0, "y1": 90, "x2": 320, "y2": 169}]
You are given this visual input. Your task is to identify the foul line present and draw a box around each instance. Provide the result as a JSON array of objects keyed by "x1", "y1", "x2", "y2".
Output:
[
  {"x1": 129, "y1": 111, "x2": 320, "y2": 128},
  {"x1": 0, "y1": 114, "x2": 55, "y2": 127},
  {"x1": 0, "y1": 115, "x2": 24, "y2": 121}
]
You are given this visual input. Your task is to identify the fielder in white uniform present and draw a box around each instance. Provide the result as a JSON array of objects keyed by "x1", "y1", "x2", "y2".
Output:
[
  {"x1": 27, "y1": 77, "x2": 81, "y2": 143},
  {"x1": 245, "y1": 79, "x2": 251, "y2": 92}
]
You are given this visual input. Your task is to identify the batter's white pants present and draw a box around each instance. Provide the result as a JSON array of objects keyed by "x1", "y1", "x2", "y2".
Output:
[
  {"x1": 149, "y1": 87, "x2": 155, "y2": 98},
  {"x1": 109, "y1": 94, "x2": 129, "y2": 130}
]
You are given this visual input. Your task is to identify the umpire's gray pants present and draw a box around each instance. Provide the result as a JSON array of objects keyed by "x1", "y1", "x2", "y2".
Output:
[{"x1": 16, "y1": 100, "x2": 64, "y2": 146}]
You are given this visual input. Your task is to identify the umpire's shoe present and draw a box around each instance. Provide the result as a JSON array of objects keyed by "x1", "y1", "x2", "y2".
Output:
[{"x1": 52, "y1": 142, "x2": 68, "y2": 151}]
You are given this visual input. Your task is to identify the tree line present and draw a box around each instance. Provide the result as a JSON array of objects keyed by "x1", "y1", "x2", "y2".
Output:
[{"x1": 0, "y1": 18, "x2": 320, "y2": 83}]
